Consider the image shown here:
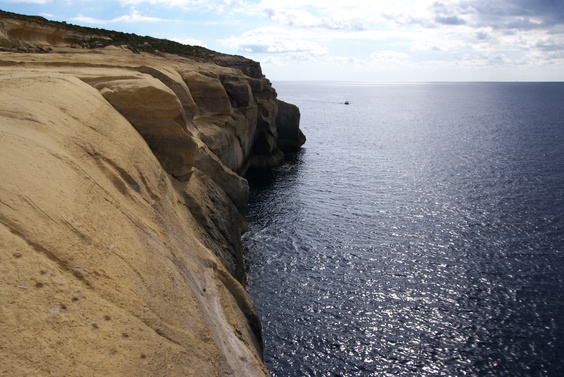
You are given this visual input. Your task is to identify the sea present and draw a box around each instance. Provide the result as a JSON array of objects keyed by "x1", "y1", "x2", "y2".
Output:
[{"x1": 242, "y1": 82, "x2": 564, "y2": 377}]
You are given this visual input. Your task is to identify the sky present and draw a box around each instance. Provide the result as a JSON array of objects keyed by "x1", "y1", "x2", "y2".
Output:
[{"x1": 1, "y1": 0, "x2": 564, "y2": 81}]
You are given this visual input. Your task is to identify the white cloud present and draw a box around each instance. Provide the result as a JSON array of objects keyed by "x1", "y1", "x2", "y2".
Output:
[
  {"x1": 262, "y1": 7, "x2": 365, "y2": 30},
  {"x1": 222, "y1": 27, "x2": 328, "y2": 55},
  {"x1": 172, "y1": 37, "x2": 207, "y2": 48},
  {"x1": 2, "y1": 0, "x2": 50, "y2": 4},
  {"x1": 71, "y1": 8, "x2": 166, "y2": 24},
  {"x1": 256, "y1": 0, "x2": 447, "y2": 25},
  {"x1": 233, "y1": 0, "x2": 563, "y2": 80},
  {"x1": 369, "y1": 51, "x2": 412, "y2": 66},
  {"x1": 5, "y1": 0, "x2": 561, "y2": 80},
  {"x1": 116, "y1": 0, "x2": 237, "y2": 11}
]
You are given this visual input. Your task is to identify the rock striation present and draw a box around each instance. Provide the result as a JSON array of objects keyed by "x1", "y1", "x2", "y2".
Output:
[{"x1": 0, "y1": 10, "x2": 304, "y2": 377}]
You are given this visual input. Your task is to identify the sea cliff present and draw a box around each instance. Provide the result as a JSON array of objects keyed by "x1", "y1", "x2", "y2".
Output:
[{"x1": 0, "y1": 11, "x2": 304, "y2": 376}]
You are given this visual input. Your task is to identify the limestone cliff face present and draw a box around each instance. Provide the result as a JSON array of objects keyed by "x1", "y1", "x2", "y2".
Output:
[{"x1": 0, "y1": 11, "x2": 304, "y2": 377}]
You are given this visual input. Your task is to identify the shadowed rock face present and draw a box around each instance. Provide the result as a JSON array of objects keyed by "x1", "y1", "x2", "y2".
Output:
[
  {"x1": 85, "y1": 74, "x2": 198, "y2": 181},
  {"x1": 276, "y1": 100, "x2": 307, "y2": 152},
  {"x1": 0, "y1": 11, "x2": 305, "y2": 377}
]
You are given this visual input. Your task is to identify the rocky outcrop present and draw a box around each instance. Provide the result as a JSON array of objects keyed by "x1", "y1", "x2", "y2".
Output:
[
  {"x1": 276, "y1": 100, "x2": 306, "y2": 152},
  {"x1": 0, "y1": 11, "x2": 305, "y2": 377}
]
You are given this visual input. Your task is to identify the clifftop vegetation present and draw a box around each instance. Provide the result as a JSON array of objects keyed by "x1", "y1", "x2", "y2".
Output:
[{"x1": 1, "y1": 9, "x2": 224, "y2": 61}]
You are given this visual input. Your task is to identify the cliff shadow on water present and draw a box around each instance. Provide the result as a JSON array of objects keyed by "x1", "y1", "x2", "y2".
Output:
[
  {"x1": 244, "y1": 150, "x2": 306, "y2": 225},
  {"x1": 246, "y1": 151, "x2": 305, "y2": 193}
]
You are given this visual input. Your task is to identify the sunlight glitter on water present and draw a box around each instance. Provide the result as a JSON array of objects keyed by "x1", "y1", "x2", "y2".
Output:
[{"x1": 245, "y1": 82, "x2": 564, "y2": 377}]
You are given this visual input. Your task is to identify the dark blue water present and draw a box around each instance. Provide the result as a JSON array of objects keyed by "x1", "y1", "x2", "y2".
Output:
[{"x1": 243, "y1": 82, "x2": 564, "y2": 377}]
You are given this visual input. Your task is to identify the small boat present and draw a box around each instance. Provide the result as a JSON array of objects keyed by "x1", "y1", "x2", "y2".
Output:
[{"x1": 344, "y1": 101, "x2": 350, "y2": 105}]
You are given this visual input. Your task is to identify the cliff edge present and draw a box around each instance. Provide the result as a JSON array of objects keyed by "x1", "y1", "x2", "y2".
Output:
[{"x1": 0, "y1": 10, "x2": 304, "y2": 376}]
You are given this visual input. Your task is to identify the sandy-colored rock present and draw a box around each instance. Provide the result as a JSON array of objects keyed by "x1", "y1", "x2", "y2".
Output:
[
  {"x1": 86, "y1": 74, "x2": 197, "y2": 180},
  {"x1": 0, "y1": 73, "x2": 267, "y2": 376},
  {"x1": 243, "y1": 77, "x2": 287, "y2": 167},
  {"x1": 195, "y1": 113, "x2": 249, "y2": 174},
  {"x1": 137, "y1": 65, "x2": 200, "y2": 126},
  {"x1": 253, "y1": 99, "x2": 280, "y2": 156},
  {"x1": 0, "y1": 15, "x2": 89, "y2": 51},
  {"x1": 0, "y1": 10, "x2": 306, "y2": 376},
  {"x1": 192, "y1": 138, "x2": 250, "y2": 215},
  {"x1": 221, "y1": 74, "x2": 255, "y2": 108},
  {"x1": 182, "y1": 71, "x2": 232, "y2": 116},
  {"x1": 173, "y1": 168, "x2": 248, "y2": 283},
  {"x1": 186, "y1": 73, "x2": 259, "y2": 174}
]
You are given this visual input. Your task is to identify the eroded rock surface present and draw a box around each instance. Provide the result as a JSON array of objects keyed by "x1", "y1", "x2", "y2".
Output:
[{"x1": 0, "y1": 10, "x2": 305, "y2": 377}]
